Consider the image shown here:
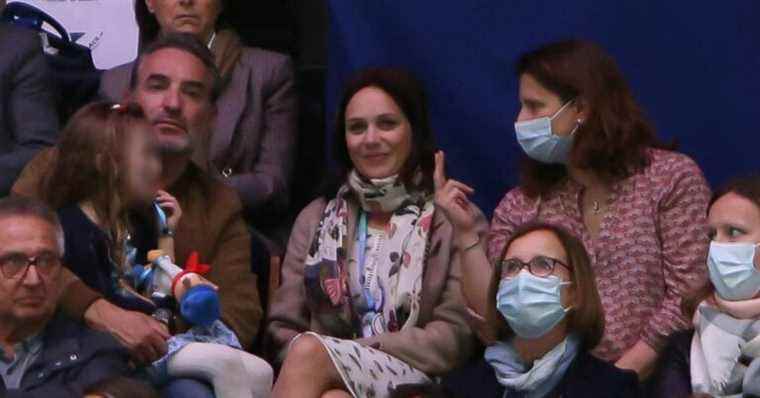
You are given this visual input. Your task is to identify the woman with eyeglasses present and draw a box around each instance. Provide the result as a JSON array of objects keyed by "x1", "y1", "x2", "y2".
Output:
[
  {"x1": 650, "y1": 175, "x2": 760, "y2": 397},
  {"x1": 469, "y1": 222, "x2": 639, "y2": 397},
  {"x1": 434, "y1": 39, "x2": 711, "y2": 380}
]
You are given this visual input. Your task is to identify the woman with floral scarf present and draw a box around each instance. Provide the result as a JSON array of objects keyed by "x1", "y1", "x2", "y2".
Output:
[{"x1": 267, "y1": 68, "x2": 482, "y2": 398}]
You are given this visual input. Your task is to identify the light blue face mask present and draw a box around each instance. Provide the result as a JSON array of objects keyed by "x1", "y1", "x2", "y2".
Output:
[
  {"x1": 496, "y1": 271, "x2": 572, "y2": 339},
  {"x1": 514, "y1": 99, "x2": 578, "y2": 164},
  {"x1": 708, "y1": 241, "x2": 760, "y2": 301}
]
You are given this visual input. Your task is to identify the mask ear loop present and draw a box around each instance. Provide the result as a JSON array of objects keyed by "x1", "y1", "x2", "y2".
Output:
[
  {"x1": 559, "y1": 280, "x2": 575, "y2": 312},
  {"x1": 567, "y1": 119, "x2": 582, "y2": 137},
  {"x1": 549, "y1": 99, "x2": 580, "y2": 137},
  {"x1": 549, "y1": 98, "x2": 576, "y2": 120}
]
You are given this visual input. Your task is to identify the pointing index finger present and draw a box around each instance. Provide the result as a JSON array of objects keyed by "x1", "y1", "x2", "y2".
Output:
[{"x1": 434, "y1": 150, "x2": 447, "y2": 190}]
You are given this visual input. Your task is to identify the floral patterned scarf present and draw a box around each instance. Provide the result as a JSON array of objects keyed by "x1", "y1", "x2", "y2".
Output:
[{"x1": 304, "y1": 171, "x2": 435, "y2": 338}]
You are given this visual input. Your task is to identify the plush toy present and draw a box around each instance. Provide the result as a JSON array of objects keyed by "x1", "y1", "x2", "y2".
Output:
[
  {"x1": 131, "y1": 249, "x2": 220, "y2": 328},
  {"x1": 124, "y1": 202, "x2": 268, "y2": 397}
]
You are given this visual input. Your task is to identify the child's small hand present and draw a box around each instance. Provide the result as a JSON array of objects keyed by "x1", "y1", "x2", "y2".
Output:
[{"x1": 156, "y1": 190, "x2": 182, "y2": 231}]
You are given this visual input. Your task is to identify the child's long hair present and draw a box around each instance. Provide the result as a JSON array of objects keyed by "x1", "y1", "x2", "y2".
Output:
[{"x1": 42, "y1": 102, "x2": 153, "y2": 268}]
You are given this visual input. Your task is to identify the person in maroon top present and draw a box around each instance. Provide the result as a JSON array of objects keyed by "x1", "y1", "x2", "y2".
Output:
[{"x1": 434, "y1": 39, "x2": 711, "y2": 380}]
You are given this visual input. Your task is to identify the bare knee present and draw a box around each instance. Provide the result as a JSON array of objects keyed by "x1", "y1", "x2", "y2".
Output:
[
  {"x1": 320, "y1": 389, "x2": 351, "y2": 398},
  {"x1": 284, "y1": 334, "x2": 330, "y2": 367}
]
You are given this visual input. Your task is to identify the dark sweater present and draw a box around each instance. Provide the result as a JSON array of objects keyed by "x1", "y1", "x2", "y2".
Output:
[
  {"x1": 58, "y1": 205, "x2": 156, "y2": 314},
  {"x1": 649, "y1": 329, "x2": 693, "y2": 398},
  {"x1": 471, "y1": 350, "x2": 640, "y2": 398},
  {"x1": 1, "y1": 313, "x2": 130, "y2": 397}
]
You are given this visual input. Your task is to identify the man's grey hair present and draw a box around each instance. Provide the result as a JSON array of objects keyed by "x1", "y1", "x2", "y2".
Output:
[{"x1": 0, "y1": 196, "x2": 65, "y2": 254}]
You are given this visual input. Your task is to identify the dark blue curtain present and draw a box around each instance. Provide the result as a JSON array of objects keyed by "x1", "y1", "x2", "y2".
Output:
[{"x1": 327, "y1": 0, "x2": 760, "y2": 217}]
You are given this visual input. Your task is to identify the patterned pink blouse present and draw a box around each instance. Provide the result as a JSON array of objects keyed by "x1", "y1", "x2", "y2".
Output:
[{"x1": 487, "y1": 149, "x2": 711, "y2": 361}]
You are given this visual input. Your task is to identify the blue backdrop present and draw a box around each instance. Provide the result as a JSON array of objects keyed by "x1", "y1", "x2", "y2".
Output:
[{"x1": 326, "y1": 0, "x2": 760, "y2": 217}]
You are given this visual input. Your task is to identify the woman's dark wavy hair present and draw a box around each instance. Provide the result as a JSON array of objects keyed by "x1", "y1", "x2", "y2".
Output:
[
  {"x1": 322, "y1": 67, "x2": 437, "y2": 198},
  {"x1": 682, "y1": 174, "x2": 760, "y2": 317},
  {"x1": 134, "y1": 0, "x2": 230, "y2": 47},
  {"x1": 516, "y1": 39, "x2": 672, "y2": 197}
]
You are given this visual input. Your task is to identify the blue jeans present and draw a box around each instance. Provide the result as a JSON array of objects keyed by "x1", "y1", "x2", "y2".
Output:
[{"x1": 161, "y1": 378, "x2": 214, "y2": 398}]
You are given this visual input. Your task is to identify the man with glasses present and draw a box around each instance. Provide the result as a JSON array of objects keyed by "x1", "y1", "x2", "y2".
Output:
[{"x1": 0, "y1": 196, "x2": 129, "y2": 397}]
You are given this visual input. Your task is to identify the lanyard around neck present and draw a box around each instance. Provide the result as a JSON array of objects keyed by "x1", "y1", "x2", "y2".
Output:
[{"x1": 357, "y1": 211, "x2": 380, "y2": 311}]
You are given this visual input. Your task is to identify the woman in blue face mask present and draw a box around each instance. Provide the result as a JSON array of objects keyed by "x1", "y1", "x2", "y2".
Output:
[
  {"x1": 434, "y1": 39, "x2": 711, "y2": 380},
  {"x1": 472, "y1": 222, "x2": 639, "y2": 398},
  {"x1": 650, "y1": 175, "x2": 760, "y2": 398}
]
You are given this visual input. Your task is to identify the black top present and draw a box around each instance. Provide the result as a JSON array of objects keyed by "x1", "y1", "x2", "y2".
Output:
[
  {"x1": 58, "y1": 205, "x2": 157, "y2": 314},
  {"x1": 468, "y1": 349, "x2": 640, "y2": 398},
  {"x1": 648, "y1": 329, "x2": 693, "y2": 398}
]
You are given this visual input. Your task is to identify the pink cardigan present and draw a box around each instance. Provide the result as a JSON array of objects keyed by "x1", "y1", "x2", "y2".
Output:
[{"x1": 487, "y1": 149, "x2": 710, "y2": 361}]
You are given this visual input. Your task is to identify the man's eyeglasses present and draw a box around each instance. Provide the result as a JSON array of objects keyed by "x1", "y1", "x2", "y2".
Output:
[
  {"x1": 0, "y1": 253, "x2": 61, "y2": 279},
  {"x1": 499, "y1": 255, "x2": 571, "y2": 278}
]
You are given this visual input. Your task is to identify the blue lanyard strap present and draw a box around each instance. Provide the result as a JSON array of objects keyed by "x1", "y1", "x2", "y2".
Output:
[
  {"x1": 356, "y1": 211, "x2": 377, "y2": 311},
  {"x1": 154, "y1": 202, "x2": 170, "y2": 235}
]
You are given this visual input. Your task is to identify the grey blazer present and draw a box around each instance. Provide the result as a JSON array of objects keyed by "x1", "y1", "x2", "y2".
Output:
[
  {"x1": 99, "y1": 46, "x2": 298, "y2": 217},
  {"x1": 0, "y1": 23, "x2": 58, "y2": 195}
]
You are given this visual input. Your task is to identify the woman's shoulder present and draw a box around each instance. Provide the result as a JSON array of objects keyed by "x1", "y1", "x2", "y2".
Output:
[
  {"x1": 292, "y1": 197, "x2": 329, "y2": 230},
  {"x1": 57, "y1": 206, "x2": 109, "y2": 274},
  {"x1": 491, "y1": 186, "x2": 542, "y2": 225},
  {"x1": 499, "y1": 186, "x2": 540, "y2": 210},
  {"x1": 57, "y1": 205, "x2": 97, "y2": 235},
  {"x1": 644, "y1": 148, "x2": 705, "y2": 181},
  {"x1": 297, "y1": 197, "x2": 329, "y2": 218},
  {"x1": 639, "y1": 148, "x2": 710, "y2": 202}
]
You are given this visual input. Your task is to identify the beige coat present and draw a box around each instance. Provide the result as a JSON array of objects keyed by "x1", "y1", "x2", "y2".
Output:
[{"x1": 266, "y1": 196, "x2": 482, "y2": 375}]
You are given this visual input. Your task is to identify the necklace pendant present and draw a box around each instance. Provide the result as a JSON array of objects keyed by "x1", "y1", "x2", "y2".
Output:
[{"x1": 592, "y1": 200, "x2": 600, "y2": 214}]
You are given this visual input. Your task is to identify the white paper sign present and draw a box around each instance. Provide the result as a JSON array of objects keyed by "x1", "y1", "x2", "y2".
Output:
[{"x1": 8, "y1": 0, "x2": 139, "y2": 70}]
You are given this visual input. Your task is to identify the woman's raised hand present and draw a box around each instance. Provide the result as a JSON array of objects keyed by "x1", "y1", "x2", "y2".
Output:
[{"x1": 433, "y1": 151, "x2": 479, "y2": 234}]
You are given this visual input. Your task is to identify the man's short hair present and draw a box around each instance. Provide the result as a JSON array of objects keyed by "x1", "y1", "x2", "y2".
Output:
[
  {"x1": 0, "y1": 196, "x2": 64, "y2": 254},
  {"x1": 129, "y1": 32, "x2": 223, "y2": 103}
]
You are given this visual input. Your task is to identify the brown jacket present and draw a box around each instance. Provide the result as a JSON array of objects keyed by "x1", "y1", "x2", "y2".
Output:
[
  {"x1": 99, "y1": 46, "x2": 298, "y2": 217},
  {"x1": 266, "y1": 197, "x2": 480, "y2": 375},
  {"x1": 12, "y1": 148, "x2": 262, "y2": 350}
]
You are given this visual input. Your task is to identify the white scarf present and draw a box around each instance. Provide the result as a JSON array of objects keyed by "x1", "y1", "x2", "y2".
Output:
[{"x1": 690, "y1": 301, "x2": 760, "y2": 396}]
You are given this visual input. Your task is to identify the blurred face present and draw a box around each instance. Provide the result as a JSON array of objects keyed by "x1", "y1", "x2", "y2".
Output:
[
  {"x1": 516, "y1": 73, "x2": 585, "y2": 138},
  {"x1": 0, "y1": 216, "x2": 62, "y2": 326},
  {"x1": 708, "y1": 192, "x2": 760, "y2": 268},
  {"x1": 345, "y1": 87, "x2": 413, "y2": 179},
  {"x1": 132, "y1": 48, "x2": 215, "y2": 156},
  {"x1": 145, "y1": 0, "x2": 222, "y2": 42},
  {"x1": 123, "y1": 126, "x2": 162, "y2": 204},
  {"x1": 502, "y1": 229, "x2": 575, "y2": 308}
]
